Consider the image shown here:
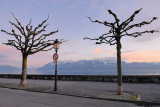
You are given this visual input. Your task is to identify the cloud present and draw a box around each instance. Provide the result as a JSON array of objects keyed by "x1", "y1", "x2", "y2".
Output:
[
  {"x1": 122, "y1": 50, "x2": 160, "y2": 62},
  {"x1": 93, "y1": 47, "x2": 100, "y2": 53},
  {"x1": 122, "y1": 49, "x2": 135, "y2": 53},
  {"x1": 0, "y1": 45, "x2": 9, "y2": 51},
  {"x1": 0, "y1": 45, "x2": 21, "y2": 67},
  {"x1": 0, "y1": 45, "x2": 20, "y2": 55},
  {"x1": 0, "y1": 54, "x2": 20, "y2": 66},
  {"x1": 92, "y1": 47, "x2": 114, "y2": 54}
]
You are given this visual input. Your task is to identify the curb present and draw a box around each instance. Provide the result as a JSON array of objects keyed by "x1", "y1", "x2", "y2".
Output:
[
  {"x1": 0, "y1": 85, "x2": 160, "y2": 106},
  {"x1": 134, "y1": 93, "x2": 141, "y2": 101}
]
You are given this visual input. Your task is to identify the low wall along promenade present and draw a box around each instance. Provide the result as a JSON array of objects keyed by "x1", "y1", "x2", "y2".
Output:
[{"x1": 0, "y1": 74, "x2": 160, "y2": 83}]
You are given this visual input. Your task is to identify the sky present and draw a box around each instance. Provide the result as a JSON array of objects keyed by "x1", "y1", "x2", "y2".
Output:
[{"x1": 0, "y1": 0, "x2": 160, "y2": 68}]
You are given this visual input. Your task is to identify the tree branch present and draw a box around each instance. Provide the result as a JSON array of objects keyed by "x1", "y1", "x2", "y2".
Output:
[
  {"x1": 122, "y1": 30, "x2": 159, "y2": 37},
  {"x1": 35, "y1": 24, "x2": 49, "y2": 36},
  {"x1": 11, "y1": 12, "x2": 26, "y2": 36},
  {"x1": 108, "y1": 10, "x2": 120, "y2": 27},
  {"x1": 33, "y1": 15, "x2": 49, "y2": 33},
  {"x1": 120, "y1": 8, "x2": 142, "y2": 30},
  {"x1": 26, "y1": 18, "x2": 32, "y2": 32},
  {"x1": 33, "y1": 30, "x2": 58, "y2": 45},
  {"x1": 3, "y1": 40, "x2": 22, "y2": 50},
  {"x1": 88, "y1": 17, "x2": 113, "y2": 27},
  {"x1": 123, "y1": 17, "x2": 157, "y2": 32},
  {"x1": 84, "y1": 32, "x2": 116, "y2": 45}
]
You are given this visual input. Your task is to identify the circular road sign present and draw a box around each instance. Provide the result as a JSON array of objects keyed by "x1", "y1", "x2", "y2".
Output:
[{"x1": 53, "y1": 53, "x2": 58, "y2": 60}]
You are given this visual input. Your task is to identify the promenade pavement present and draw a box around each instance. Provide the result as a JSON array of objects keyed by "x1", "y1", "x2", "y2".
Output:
[
  {"x1": 0, "y1": 78, "x2": 160, "y2": 107},
  {"x1": 0, "y1": 87, "x2": 137, "y2": 107}
]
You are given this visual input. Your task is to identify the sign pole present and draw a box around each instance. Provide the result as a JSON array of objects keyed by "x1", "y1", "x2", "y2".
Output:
[
  {"x1": 54, "y1": 60, "x2": 57, "y2": 91},
  {"x1": 54, "y1": 49, "x2": 58, "y2": 91},
  {"x1": 53, "y1": 39, "x2": 60, "y2": 91}
]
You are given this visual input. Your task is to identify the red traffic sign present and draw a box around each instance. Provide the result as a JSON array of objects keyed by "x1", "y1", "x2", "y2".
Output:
[{"x1": 53, "y1": 53, "x2": 58, "y2": 60}]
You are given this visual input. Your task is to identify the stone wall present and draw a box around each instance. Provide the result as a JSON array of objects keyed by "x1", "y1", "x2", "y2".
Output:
[{"x1": 0, "y1": 74, "x2": 160, "y2": 83}]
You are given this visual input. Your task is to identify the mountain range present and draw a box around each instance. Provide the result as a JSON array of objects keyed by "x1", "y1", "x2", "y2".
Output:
[
  {"x1": 0, "y1": 58, "x2": 160, "y2": 75},
  {"x1": 0, "y1": 65, "x2": 21, "y2": 74},
  {"x1": 36, "y1": 59, "x2": 160, "y2": 75}
]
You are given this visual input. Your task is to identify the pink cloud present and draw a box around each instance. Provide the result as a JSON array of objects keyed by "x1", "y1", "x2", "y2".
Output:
[
  {"x1": 28, "y1": 52, "x2": 52, "y2": 67},
  {"x1": 92, "y1": 47, "x2": 114, "y2": 54},
  {"x1": 0, "y1": 45, "x2": 21, "y2": 55},
  {"x1": 0, "y1": 45, "x2": 9, "y2": 51},
  {"x1": 122, "y1": 50, "x2": 160, "y2": 62},
  {"x1": 0, "y1": 45, "x2": 21, "y2": 66},
  {"x1": 93, "y1": 47, "x2": 101, "y2": 53}
]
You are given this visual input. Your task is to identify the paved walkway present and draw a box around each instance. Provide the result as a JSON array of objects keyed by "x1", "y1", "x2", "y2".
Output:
[
  {"x1": 0, "y1": 88, "x2": 138, "y2": 107},
  {"x1": 0, "y1": 78, "x2": 160, "y2": 106}
]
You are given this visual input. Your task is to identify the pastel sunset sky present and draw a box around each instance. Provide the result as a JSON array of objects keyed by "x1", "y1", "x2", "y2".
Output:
[{"x1": 0, "y1": 0, "x2": 160, "y2": 67}]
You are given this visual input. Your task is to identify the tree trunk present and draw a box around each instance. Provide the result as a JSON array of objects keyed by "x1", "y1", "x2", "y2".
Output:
[
  {"x1": 116, "y1": 39, "x2": 122, "y2": 95},
  {"x1": 20, "y1": 54, "x2": 28, "y2": 86}
]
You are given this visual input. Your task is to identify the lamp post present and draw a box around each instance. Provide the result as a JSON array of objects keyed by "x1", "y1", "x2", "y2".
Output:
[{"x1": 53, "y1": 39, "x2": 60, "y2": 91}]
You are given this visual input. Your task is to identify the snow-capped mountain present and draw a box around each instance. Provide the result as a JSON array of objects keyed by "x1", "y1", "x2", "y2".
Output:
[
  {"x1": 1, "y1": 58, "x2": 160, "y2": 75},
  {"x1": 36, "y1": 59, "x2": 160, "y2": 75}
]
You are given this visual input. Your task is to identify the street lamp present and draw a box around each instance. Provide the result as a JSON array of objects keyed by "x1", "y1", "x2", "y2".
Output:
[
  {"x1": 53, "y1": 39, "x2": 60, "y2": 91},
  {"x1": 53, "y1": 39, "x2": 60, "y2": 52}
]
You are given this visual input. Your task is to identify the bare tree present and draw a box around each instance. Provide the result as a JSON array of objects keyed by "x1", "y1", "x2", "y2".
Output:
[
  {"x1": 1, "y1": 13, "x2": 63, "y2": 86},
  {"x1": 84, "y1": 8, "x2": 158, "y2": 95}
]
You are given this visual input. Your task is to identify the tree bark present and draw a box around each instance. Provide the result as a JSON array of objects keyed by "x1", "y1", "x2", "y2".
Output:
[
  {"x1": 116, "y1": 38, "x2": 122, "y2": 95},
  {"x1": 20, "y1": 54, "x2": 28, "y2": 86}
]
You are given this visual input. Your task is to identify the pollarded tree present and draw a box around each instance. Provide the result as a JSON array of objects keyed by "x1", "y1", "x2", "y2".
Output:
[
  {"x1": 84, "y1": 8, "x2": 158, "y2": 95},
  {"x1": 1, "y1": 13, "x2": 63, "y2": 86}
]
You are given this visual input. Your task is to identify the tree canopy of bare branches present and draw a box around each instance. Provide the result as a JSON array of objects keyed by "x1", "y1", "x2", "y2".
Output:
[
  {"x1": 1, "y1": 13, "x2": 65, "y2": 55},
  {"x1": 85, "y1": 8, "x2": 158, "y2": 45}
]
